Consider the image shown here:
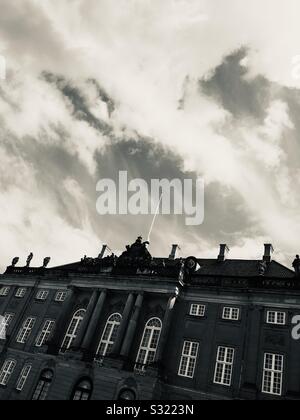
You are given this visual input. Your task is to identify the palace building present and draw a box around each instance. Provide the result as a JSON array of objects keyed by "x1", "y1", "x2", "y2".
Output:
[{"x1": 0, "y1": 237, "x2": 300, "y2": 400}]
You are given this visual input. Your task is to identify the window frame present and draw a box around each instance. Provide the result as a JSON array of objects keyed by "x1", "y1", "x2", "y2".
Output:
[
  {"x1": 178, "y1": 340, "x2": 199, "y2": 378},
  {"x1": 17, "y1": 317, "x2": 36, "y2": 344},
  {"x1": 32, "y1": 370, "x2": 53, "y2": 401},
  {"x1": 96, "y1": 313, "x2": 122, "y2": 360},
  {"x1": 222, "y1": 307, "x2": 240, "y2": 321},
  {"x1": 266, "y1": 311, "x2": 286, "y2": 326},
  {"x1": 71, "y1": 379, "x2": 93, "y2": 401},
  {"x1": 35, "y1": 320, "x2": 56, "y2": 347},
  {"x1": 16, "y1": 364, "x2": 32, "y2": 391},
  {"x1": 15, "y1": 288, "x2": 27, "y2": 299},
  {"x1": 0, "y1": 286, "x2": 10, "y2": 297},
  {"x1": 36, "y1": 290, "x2": 49, "y2": 301},
  {"x1": 0, "y1": 313, "x2": 14, "y2": 340},
  {"x1": 190, "y1": 304, "x2": 206, "y2": 317},
  {"x1": 135, "y1": 317, "x2": 162, "y2": 373},
  {"x1": 0, "y1": 359, "x2": 17, "y2": 386},
  {"x1": 55, "y1": 291, "x2": 68, "y2": 302},
  {"x1": 213, "y1": 346, "x2": 235, "y2": 387},
  {"x1": 61, "y1": 309, "x2": 86, "y2": 351},
  {"x1": 262, "y1": 353, "x2": 284, "y2": 396}
]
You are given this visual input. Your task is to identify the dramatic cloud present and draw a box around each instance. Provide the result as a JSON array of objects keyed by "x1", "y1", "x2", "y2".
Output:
[{"x1": 0, "y1": 0, "x2": 300, "y2": 271}]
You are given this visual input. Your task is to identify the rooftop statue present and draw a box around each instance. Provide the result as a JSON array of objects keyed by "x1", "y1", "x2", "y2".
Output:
[
  {"x1": 26, "y1": 253, "x2": 33, "y2": 268},
  {"x1": 12, "y1": 257, "x2": 19, "y2": 267},
  {"x1": 120, "y1": 237, "x2": 152, "y2": 260},
  {"x1": 43, "y1": 257, "x2": 51, "y2": 268},
  {"x1": 293, "y1": 255, "x2": 300, "y2": 277}
]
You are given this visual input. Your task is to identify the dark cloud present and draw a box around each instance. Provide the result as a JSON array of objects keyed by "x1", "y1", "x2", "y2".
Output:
[
  {"x1": 42, "y1": 72, "x2": 113, "y2": 135},
  {"x1": 200, "y1": 48, "x2": 271, "y2": 122}
]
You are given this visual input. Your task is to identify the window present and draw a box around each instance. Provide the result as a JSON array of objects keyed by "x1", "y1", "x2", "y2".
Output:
[
  {"x1": 262, "y1": 353, "x2": 284, "y2": 396},
  {"x1": 96, "y1": 313, "x2": 122, "y2": 360},
  {"x1": 190, "y1": 304, "x2": 206, "y2": 317},
  {"x1": 55, "y1": 291, "x2": 68, "y2": 302},
  {"x1": 15, "y1": 288, "x2": 27, "y2": 298},
  {"x1": 71, "y1": 379, "x2": 93, "y2": 401},
  {"x1": 36, "y1": 320, "x2": 56, "y2": 347},
  {"x1": 0, "y1": 359, "x2": 16, "y2": 386},
  {"x1": 16, "y1": 364, "x2": 32, "y2": 391},
  {"x1": 17, "y1": 317, "x2": 36, "y2": 344},
  {"x1": 222, "y1": 307, "x2": 240, "y2": 321},
  {"x1": 0, "y1": 287, "x2": 10, "y2": 297},
  {"x1": 135, "y1": 318, "x2": 162, "y2": 372},
  {"x1": 267, "y1": 311, "x2": 286, "y2": 326},
  {"x1": 214, "y1": 346, "x2": 235, "y2": 387},
  {"x1": 61, "y1": 309, "x2": 86, "y2": 351},
  {"x1": 36, "y1": 290, "x2": 49, "y2": 301},
  {"x1": 0, "y1": 313, "x2": 14, "y2": 340},
  {"x1": 118, "y1": 389, "x2": 136, "y2": 401},
  {"x1": 32, "y1": 370, "x2": 53, "y2": 400},
  {"x1": 178, "y1": 341, "x2": 199, "y2": 378}
]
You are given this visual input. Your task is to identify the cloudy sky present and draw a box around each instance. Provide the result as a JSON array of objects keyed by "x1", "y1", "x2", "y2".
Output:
[{"x1": 0, "y1": 0, "x2": 300, "y2": 271}]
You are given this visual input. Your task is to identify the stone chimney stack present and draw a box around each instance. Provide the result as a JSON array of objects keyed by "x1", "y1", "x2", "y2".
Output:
[
  {"x1": 218, "y1": 244, "x2": 230, "y2": 262},
  {"x1": 169, "y1": 244, "x2": 180, "y2": 260},
  {"x1": 99, "y1": 245, "x2": 108, "y2": 259},
  {"x1": 263, "y1": 244, "x2": 274, "y2": 263}
]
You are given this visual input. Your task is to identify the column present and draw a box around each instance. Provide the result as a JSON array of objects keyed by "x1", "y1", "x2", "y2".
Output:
[
  {"x1": 112, "y1": 293, "x2": 135, "y2": 355},
  {"x1": 155, "y1": 295, "x2": 177, "y2": 363},
  {"x1": 48, "y1": 286, "x2": 77, "y2": 354},
  {"x1": 81, "y1": 289, "x2": 107, "y2": 351},
  {"x1": 120, "y1": 293, "x2": 144, "y2": 358},
  {"x1": 72, "y1": 290, "x2": 99, "y2": 350}
]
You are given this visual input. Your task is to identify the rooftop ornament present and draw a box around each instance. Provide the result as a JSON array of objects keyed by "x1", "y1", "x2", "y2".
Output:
[
  {"x1": 293, "y1": 255, "x2": 300, "y2": 277},
  {"x1": 26, "y1": 253, "x2": 33, "y2": 268}
]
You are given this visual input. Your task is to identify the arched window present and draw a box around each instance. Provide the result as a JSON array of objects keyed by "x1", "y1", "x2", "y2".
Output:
[
  {"x1": 71, "y1": 378, "x2": 93, "y2": 401},
  {"x1": 135, "y1": 317, "x2": 162, "y2": 372},
  {"x1": 118, "y1": 389, "x2": 136, "y2": 401},
  {"x1": 61, "y1": 309, "x2": 86, "y2": 351},
  {"x1": 96, "y1": 313, "x2": 122, "y2": 360},
  {"x1": 32, "y1": 370, "x2": 53, "y2": 400}
]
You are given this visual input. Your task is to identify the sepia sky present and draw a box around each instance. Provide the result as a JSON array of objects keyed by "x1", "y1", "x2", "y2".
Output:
[{"x1": 0, "y1": 0, "x2": 300, "y2": 271}]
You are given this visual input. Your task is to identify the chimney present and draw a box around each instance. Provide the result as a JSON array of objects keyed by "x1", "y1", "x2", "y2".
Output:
[
  {"x1": 218, "y1": 244, "x2": 230, "y2": 262},
  {"x1": 99, "y1": 245, "x2": 108, "y2": 259},
  {"x1": 169, "y1": 244, "x2": 180, "y2": 260},
  {"x1": 263, "y1": 244, "x2": 274, "y2": 263}
]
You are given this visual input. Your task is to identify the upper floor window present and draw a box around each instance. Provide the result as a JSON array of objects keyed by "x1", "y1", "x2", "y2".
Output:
[
  {"x1": 222, "y1": 307, "x2": 240, "y2": 321},
  {"x1": 17, "y1": 317, "x2": 36, "y2": 344},
  {"x1": 0, "y1": 359, "x2": 16, "y2": 386},
  {"x1": 178, "y1": 341, "x2": 199, "y2": 378},
  {"x1": 0, "y1": 313, "x2": 14, "y2": 340},
  {"x1": 190, "y1": 304, "x2": 206, "y2": 317},
  {"x1": 32, "y1": 370, "x2": 53, "y2": 400},
  {"x1": 267, "y1": 311, "x2": 286, "y2": 326},
  {"x1": 55, "y1": 291, "x2": 68, "y2": 302},
  {"x1": 71, "y1": 379, "x2": 93, "y2": 401},
  {"x1": 214, "y1": 346, "x2": 235, "y2": 387},
  {"x1": 0, "y1": 287, "x2": 10, "y2": 297},
  {"x1": 16, "y1": 364, "x2": 32, "y2": 391},
  {"x1": 36, "y1": 320, "x2": 56, "y2": 347},
  {"x1": 96, "y1": 313, "x2": 122, "y2": 360},
  {"x1": 61, "y1": 309, "x2": 86, "y2": 351},
  {"x1": 135, "y1": 317, "x2": 162, "y2": 373},
  {"x1": 15, "y1": 288, "x2": 27, "y2": 298},
  {"x1": 36, "y1": 290, "x2": 49, "y2": 301}
]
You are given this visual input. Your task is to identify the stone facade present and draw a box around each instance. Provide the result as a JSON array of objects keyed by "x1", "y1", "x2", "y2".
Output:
[{"x1": 0, "y1": 239, "x2": 299, "y2": 400}]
